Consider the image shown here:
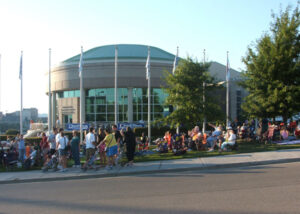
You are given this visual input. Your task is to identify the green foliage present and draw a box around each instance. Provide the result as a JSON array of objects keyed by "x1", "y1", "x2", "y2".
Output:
[
  {"x1": 159, "y1": 57, "x2": 224, "y2": 129},
  {"x1": 0, "y1": 135, "x2": 16, "y2": 141},
  {"x1": 5, "y1": 129, "x2": 19, "y2": 135},
  {"x1": 241, "y1": 4, "x2": 300, "y2": 122}
]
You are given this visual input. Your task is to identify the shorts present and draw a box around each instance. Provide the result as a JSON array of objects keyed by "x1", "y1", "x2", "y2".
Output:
[
  {"x1": 106, "y1": 145, "x2": 118, "y2": 157},
  {"x1": 86, "y1": 148, "x2": 96, "y2": 160},
  {"x1": 58, "y1": 149, "x2": 66, "y2": 157}
]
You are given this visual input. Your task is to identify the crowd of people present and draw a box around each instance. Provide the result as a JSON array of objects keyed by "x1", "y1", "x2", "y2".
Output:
[
  {"x1": 0, "y1": 125, "x2": 137, "y2": 172},
  {"x1": 155, "y1": 124, "x2": 237, "y2": 155},
  {"x1": 1, "y1": 119, "x2": 300, "y2": 171}
]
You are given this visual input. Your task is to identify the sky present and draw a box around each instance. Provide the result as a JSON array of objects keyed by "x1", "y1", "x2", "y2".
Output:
[{"x1": 0, "y1": 0, "x2": 297, "y2": 114}]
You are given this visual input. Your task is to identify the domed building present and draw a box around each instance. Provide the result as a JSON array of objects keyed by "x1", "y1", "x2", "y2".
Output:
[{"x1": 49, "y1": 44, "x2": 245, "y2": 128}]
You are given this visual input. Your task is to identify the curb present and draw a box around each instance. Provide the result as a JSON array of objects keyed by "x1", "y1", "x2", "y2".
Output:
[{"x1": 1, "y1": 157, "x2": 299, "y2": 185}]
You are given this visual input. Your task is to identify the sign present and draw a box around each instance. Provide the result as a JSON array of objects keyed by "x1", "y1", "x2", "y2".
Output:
[
  {"x1": 66, "y1": 123, "x2": 90, "y2": 131},
  {"x1": 117, "y1": 122, "x2": 145, "y2": 130}
]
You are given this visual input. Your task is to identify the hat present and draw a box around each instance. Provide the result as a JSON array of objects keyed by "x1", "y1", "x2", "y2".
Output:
[{"x1": 226, "y1": 126, "x2": 233, "y2": 130}]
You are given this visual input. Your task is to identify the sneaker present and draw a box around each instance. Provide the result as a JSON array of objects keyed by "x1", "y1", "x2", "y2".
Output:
[
  {"x1": 76, "y1": 165, "x2": 81, "y2": 168},
  {"x1": 208, "y1": 149, "x2": 214, "y2": 152}
]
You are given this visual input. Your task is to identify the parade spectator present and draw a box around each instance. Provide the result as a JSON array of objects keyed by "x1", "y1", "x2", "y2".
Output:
[
  {"x1": 280, "y1": 126, "x2": 289, "y2": 141},
  {"x1": 18, "y1": 135, "x2": 25, "y2": 163},
  {"x1": 97, "y1": 127, "x2": 106, "y2": 166},
  {"x1": 48, "y1": 128, "x2": 58, "y2": 155},
  {"x1": 295, "y1": 125, "x2": 300, "y2": 139},
  {"x1": 220, "y1": 127, "x2": 236, "y2": 151},
  {"x1": 85, "y1": 127, "x2": 96, "y2": 168},
  {"x1": 141, "y1": 132, "x2": 147, "y2": 148},
  {"x1": 56, "y1": 130, "x2": 69, "y2": 172},
  {"x1": 208, "y1": 123, "x2": 223, "y2": 152},
  {"x1": 71, "y1": 131, "x2": 81, "y2": 168},
  {"x1": 123, "y1": 127, "x2": 136, "y2": 167},
  {"x1": 206, "y1": 132, "x2": 214, "y2": 150},
  {"x1": 40, "y1": 132, "x2": 49, "y2": 163},
  {"x1": 101, "y1": 127, "x2": 117, "y2": 170}
]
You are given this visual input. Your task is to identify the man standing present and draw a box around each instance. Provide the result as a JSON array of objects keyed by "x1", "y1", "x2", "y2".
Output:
[
  {"x1": 85, "y1": 127, "x2": 96, "y2": 168},
  {"x1": 48, "y1": 128, "x2": 58, "y2": 155},
  {"x1": 18, "y1": 135, "x2": 25, "y2": 163}
]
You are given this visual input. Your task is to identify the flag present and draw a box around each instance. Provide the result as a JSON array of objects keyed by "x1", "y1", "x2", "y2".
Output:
[
  {"x1": 226, "y1": 53, "x2": 230, "y2": 82},
  {"x1": 145, "y1": 47, "x2": 150, "y2": 80},
  {"x1": 79, "y1": 47, "x2": 83, "y2": 77},
  {"x1": 172, "y1": 47, "x2": 179, "y2": 75},
  {"x1": 19, "y1": 51, "x2": 23, "y2": 80}
]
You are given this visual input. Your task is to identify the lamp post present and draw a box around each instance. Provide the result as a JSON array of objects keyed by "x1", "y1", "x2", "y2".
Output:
[{"x1": 203, "y1": 81, "x2": 225, "y2": 133}]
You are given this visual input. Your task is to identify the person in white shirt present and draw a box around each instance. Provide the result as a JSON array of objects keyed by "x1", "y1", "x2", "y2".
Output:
[
  {"x1": 85, "y1": 127, "x2": 96, "y2": 166},
  {"x1": 221, "y1": 127, "x2": 236, "y2": 151},
  {"x1": 56, "y1": 129, "x2": 69, "y2": 172},
  {"x1": 48, "y1": 128, "x2": 58, "y2": 155}
]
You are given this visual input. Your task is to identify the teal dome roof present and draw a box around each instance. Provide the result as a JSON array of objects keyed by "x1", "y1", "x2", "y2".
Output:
[{"x1": 63, "y1": 44, "x2": 175, "y2": 63}]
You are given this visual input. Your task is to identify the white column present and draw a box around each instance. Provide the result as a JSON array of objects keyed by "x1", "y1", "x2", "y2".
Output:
[{"x1": 128, "y1": 87, "x2": 133, "y2": 123}]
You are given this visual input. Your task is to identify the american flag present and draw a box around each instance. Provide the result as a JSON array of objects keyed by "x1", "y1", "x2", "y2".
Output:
[
  {"x1": 145, "y1": 47, "x2": 150, "y2": 80},
  {"x1": 172, "y1": 47, "x2": 179, "y2": 75},
  {"x1": 19, "y1": 51, "x2": 23, "y2": 80},
  {"x1": 79, "y1": 47, "x2": 83, "y2": 78}
]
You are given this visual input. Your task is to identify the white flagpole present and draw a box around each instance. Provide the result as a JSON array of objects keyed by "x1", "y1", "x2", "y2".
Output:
[
  {"x1": 0, "y1": 54, "x2": 1, "y2": 113},
  {"x1": 20, "y1": 51, "x2": 23, "y2": 135},
  {"x1": 226, "y1": 51, "x2": 230, "y2": 127},
  {"x1": 48, "y1": 48, "x2": 52, "y2": 133},
  {"x1": 114, "y1": 45, "x2": 118, "y2": 125},
  {"x1": 172, "y1": 46, "x2": 179, "y2": 75},
  {"x1": 146, "y1": 47, "x2": 151, "y2": 144},
  {"x1": 79, "y1": 46, "x2": 83, "y2": 144},
  {"x1": 173, "y1": 47, "x2": 180, "y2": 134}
]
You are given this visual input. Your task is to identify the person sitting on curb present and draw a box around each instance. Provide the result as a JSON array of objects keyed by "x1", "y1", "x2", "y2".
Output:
[
  {"x1": 280, "y1": 126, "x2": 289, "y2": 141},
  {"x1": 208, "y1": 123, "x2": 223, "y2": 152},
  {"x1": 220, "y1": 127, "x2": 236, "y2": 151}
]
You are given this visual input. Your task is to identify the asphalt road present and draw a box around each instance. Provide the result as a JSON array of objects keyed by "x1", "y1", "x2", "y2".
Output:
[{"x1": 0, "y1": 162, "x2": 300, "y2": 214}]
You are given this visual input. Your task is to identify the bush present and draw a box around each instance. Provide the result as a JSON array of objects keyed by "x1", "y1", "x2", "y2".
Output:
[
  {"x1": 5, "y1": 129, "x2": 19, "y2": 135},
  {"x1": 0, "y1": 135, "x2": 16, "y2": 141}
]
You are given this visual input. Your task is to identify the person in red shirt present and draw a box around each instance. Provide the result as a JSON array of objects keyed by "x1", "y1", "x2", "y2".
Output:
[
  {"x1": 40, "y1": 132, "x2": 49, "y2": 163},
  {"x1": 294, "y1": 125, "x2": 300, "y2": 139}
]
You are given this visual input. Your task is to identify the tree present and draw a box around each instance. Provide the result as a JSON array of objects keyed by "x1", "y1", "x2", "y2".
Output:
[
  {"x1": 241, "y1": 4, "x2": 300, "y2": 122},
  {"x1": 159, "y1": 57, "x2": 224, "y2": 129}
]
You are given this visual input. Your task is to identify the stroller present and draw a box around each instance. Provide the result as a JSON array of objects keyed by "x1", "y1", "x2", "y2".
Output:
[
  {"x1": 3, "y1": 148, "x2": 18, "y2": 170},
  {"x1": 42, "y1": 151, "x2": 59, "y2": 172},
  {"x1": 81, "y1": 151, "x2": 98, "y2": 171}
]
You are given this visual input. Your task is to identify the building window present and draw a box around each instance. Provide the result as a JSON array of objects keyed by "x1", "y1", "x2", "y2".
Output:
[{"x1": 84, "y1": 88, "x2": 168, "y2": 123}]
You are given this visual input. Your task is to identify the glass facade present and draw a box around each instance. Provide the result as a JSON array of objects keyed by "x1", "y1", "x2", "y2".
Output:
[
  {"x1": 57, "y1": 90, "x2": 80, "y2": 98},
  {"x1": 85, "y1": 88, "x2": 168, "y2": 123}
]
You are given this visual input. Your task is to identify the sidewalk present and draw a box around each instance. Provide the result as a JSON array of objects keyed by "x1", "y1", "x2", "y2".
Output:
[{"x1": 1, "y1": 148, "x2": 300, "y2": 184}]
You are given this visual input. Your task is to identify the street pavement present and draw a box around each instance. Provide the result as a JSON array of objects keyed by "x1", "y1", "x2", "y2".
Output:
[
  {"x1": 0, "y1": 162, "x2": 300, "y2": 214},
  {"x1": 0, "y1": 148, "x2": 300, "y2": 184}
]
